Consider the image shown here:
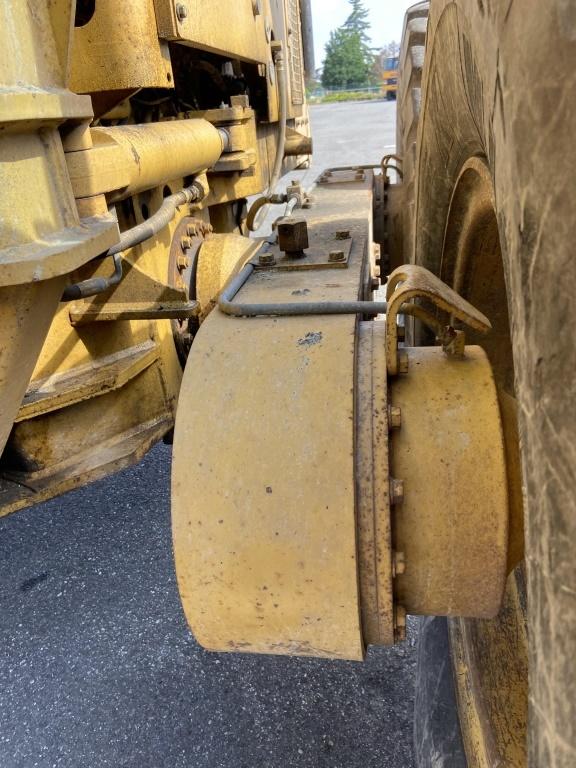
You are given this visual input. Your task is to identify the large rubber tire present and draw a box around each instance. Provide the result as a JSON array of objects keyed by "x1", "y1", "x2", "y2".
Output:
[
  {"x1": 396, "y1": 2, "x2": 429, "y2": 263},
  {"x1": 400, "y1": 2, "x2": 576, "y2": 766}
]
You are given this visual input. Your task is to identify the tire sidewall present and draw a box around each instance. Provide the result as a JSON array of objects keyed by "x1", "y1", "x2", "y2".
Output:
[{"x1": 413, "y1": 3, "x2": 576, "y2": 765}]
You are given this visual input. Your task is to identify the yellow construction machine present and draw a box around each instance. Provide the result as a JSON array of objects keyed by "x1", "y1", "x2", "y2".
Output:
[
  {"x1": 381, "y1": 54, "x2": 399, "y2": 100},
  {"x1": 1, "y1": 1, "x2": 575, "y2": 766}
]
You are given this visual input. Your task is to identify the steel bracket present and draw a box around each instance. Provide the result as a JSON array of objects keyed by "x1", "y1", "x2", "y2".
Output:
[{"x1": 385, "y1": 265, "x2": 492, "y2": 375}]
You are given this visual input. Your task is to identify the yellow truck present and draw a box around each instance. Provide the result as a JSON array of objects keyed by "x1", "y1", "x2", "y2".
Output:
[
  {"x1": 1, "y1": 1, "x2": 575, "y2": 766},
  {"x1": 382, "y1": 54, "x2": 399, "y2": 100}
]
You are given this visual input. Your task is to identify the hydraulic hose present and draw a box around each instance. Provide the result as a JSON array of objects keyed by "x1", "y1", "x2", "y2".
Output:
[
  {"x1": 108, "y1": 184, "x2": 201, "y2": 256},
  {"x1": 62, "y1": 253, "x2": 123, "y2": 301},
  {"x1": 62, "y1": 180, "x2": 207, "y2": 301}
]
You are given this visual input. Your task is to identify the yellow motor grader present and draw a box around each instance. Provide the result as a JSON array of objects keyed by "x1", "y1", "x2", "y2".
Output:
[{"x1": 1, "y1": 1, "x2": 574, "y2": 766}]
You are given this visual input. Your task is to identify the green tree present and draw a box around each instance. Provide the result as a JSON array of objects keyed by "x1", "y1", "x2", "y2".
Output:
[
  {"x1": 343, "y1": 0, "x2": 371, "y2": 46},
  {"x1": 321, "y1": 28, "x2": 372, "y2": 89}
]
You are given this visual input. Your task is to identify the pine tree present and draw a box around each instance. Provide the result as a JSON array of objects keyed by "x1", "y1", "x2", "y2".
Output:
[
  {"x1": 342, "y1": 0, "x2": 371, "y2": 46},
  {"x1": 321, "y1": 28, "x2": 372, "y2": 90}
]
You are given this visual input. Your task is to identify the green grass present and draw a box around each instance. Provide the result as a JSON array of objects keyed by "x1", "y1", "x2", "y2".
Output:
[{"x1": 308, "y1": 90, "x2": 385, "y2": 105}]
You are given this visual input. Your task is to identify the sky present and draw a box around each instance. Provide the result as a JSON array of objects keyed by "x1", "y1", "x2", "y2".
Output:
[{"x1": 310, "y1": 0, "x2": 416, "y2": 68}]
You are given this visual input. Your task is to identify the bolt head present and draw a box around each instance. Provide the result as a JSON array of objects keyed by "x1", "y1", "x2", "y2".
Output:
[
  {"x1": 177, "y1": 254, "x2": 190, "y2": 270},
  {"x1": 388, "y1": 405, "x2": 402, "y2": 429},
  {"x1": 175, "y1": 3, "x2": 188, "y2": 21},
  {"x1": 390, "y1": 478, "x2": 404, "y2": 505},
  {"x1": 392, "y1": 551, "x2": 406, "y2": 577},
  {"x1": 329, "y1": 250, "x2": 346, "y2": 262},
  {"x1": 394, "y1": 604, "x2": 407, "y2": 642},
  {"x1": 180, "y1": 236, "x2": 193, "y2": 251},
  {"x1": 398, "y1": 350, "x2": 409, "y2": 374},
  {"x1": 278, "y1": 217, "x2": 309, "y2": 256},
  {"x1": 259, "y1": 252, "x2": 276, "y2": 266}
]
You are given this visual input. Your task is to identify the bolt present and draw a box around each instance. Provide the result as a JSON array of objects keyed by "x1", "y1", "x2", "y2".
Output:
[
  {"x1": 398, "y1": 350, "x2": 409, "y2": 374},
  {"x1": 259, "y1": 252, "x2": 276, "y2": 266},
  {"x1": 329, "y1": 250, "x2": 346, "y2": 262},
  {"x1": 335, "y1": 230, "x2": 350, "y2": 240},
  {"x1": 278, "y1": 217, "x2": 309, "y2": 258},
  {"x1": 394, "y1": 604, "x2": 407, "y2": 642},
  {"x1": 392, "y1": 551, "x2": 406, "y2": 577},
  {"x1": 175, "y1": 3, "x2": 188, "y2": 22},
  {"x1": 390, "y1": 478, "x2": 404, "y2": 506},
  {"x1": 177, "y1": 254, "x2": 190, "y2": 270},
  {"x1": 388, "y1": 405, "x2": 402, "y2": 429},
  {"x1": 180, "y1": 236, "x2": 193, "y2": 251}
]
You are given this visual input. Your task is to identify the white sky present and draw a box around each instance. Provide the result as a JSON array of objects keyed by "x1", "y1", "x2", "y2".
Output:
[{"x1": 310, "y1": 0, "x2": 416, "y2": 67}]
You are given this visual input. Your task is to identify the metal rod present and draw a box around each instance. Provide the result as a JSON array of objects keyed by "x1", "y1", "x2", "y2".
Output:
[
  {"x1": 108, "y1": 185, "x2": 200, "y2": 256},
  {"x1": 218, "y1": 264, "x2": 387, "y2": 317},
  {"x1": 61, "y1": 254, "x2": 123, "y2": 301}
]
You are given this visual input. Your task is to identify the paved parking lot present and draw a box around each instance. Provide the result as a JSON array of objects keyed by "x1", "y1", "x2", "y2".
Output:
[{"x1": 0, "y1": 100, "x2": 417, "y2": 768}]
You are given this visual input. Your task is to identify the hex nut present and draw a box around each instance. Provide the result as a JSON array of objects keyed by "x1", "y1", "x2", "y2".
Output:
[
  {"x1": 390, "y1": 478, "x2": 404, "y2": 505},
  {"x1": 278, "y1": 217, "x2": 309, "y2": 256},
  {"x1": 371, "y1": 277, "x2": 380, "y2": 291},
  {"x1": 398, "y1": 350, "x2": 409, "y2": 374},
  {"x1": 259, "y1": 252, "x2": 276, "y2": 266},
  {"x1": 177, "y1": 254, "x2": 190, "y2": 270},
  {"x1": 394, "y1": 604, "x2": 407, "y2": 642},
  {"x1": 392, "y1": 551, "x2": 406, "y2": 577},
  {"x1": 180, "y1": 236, "x2": 193, "y2": 251},
  {"x1": 335, "y1": 230, "x2": 350, "y2": 240},
  {"x1": 175, "y1": 3, "x2": 188, "y2": 22},
  {"x1": 388, "y1": 405, "x2": 402, "y2": 429},
  {"x1": 329, "y1": 250, "x2": 346, "y2": 262}
]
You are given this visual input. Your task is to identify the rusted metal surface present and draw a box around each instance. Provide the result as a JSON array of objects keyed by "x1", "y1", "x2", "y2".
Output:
[
  {"x1": 0, "y1": 0, "x2": 118, "y2": 459},
  {"x1": 390, "y1": 345, "x2": 509, "y2": 617},
  {"x1": 153, "y1": 0, "x2": 271, "y2": 63},
  {"x1": 172, "y1": 174, "x2": 374, "y2": 659},
  {"x1": 71, "y1": 0, "x2": 173, "y2": 95},
  {"x1": 385, "y1": 263, "x2": 491, "y2": 375},
  {"x1": 277, "y1": 217, "x2": 309, "y2": 257},
  {"x1": 15, "y1": 341, "x2": 160, "y2": 422},
  {"x1": 0, "y1": 415, "x2": 172, "y2": 517},
  {"x1": 356, "y1": 321, "x2": 395, "y2": 646},
  {"x1": 195, "y1": 233, "x2": 261, "y2": 321},
  {"x1": 284, "y1": 127, "x2": 313, "y2": 156}
]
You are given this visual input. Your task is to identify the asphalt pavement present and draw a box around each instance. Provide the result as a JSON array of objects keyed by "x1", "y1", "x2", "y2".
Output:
[{"x1": 0, "y1": 99, "x2": 417, "y2": 768}]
